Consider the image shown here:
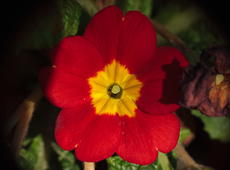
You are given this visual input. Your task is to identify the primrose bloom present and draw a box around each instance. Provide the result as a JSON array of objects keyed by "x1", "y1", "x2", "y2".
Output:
[{"x1": 40, "y1": 6, "x2": 188, "y2": 165}]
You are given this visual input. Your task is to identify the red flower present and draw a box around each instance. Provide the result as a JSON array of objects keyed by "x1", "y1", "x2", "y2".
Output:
[{"x1": 40, "y1": 6, "x2": 188, "y2": 165}]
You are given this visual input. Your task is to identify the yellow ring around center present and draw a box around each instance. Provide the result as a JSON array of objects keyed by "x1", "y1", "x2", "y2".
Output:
[{"x1": 88, "y1": 60, "x2": 143, "y2": 117}]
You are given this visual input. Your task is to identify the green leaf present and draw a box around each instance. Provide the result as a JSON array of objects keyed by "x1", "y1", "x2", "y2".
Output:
[
  {"x1": 167, "y1": 152, "x2": 177, "y2": 169},
  {"x1": 59, "y1": 0, "x2": 82, "y2": 37},
  {"x1": 14, "y1": 0, "x2": 81, "y2": 53},
  {"x1": 117, "y1": 0, "x2": 153, "y2": 16},
  {"x1": 107, "y1": 154, "x2": 175, "y2": 170},
  {"x1": 179, "y1": 128, "x2": 191, "y2": 143},
  {"x1": 158, "y1": 153, "x2": 174, "y2": 170},
  {"x1": 19, "y1": 135, "x2": 48, "y2": 170},
  {"x1": 51, "y1": 143, "x2": 80, "y2": 170},
  {"x1": 107, "y1": 156, "x2": 159, "y2": 170},
  {"x1": 191, "y1": 110, "x2": 230, "y2": 142}
]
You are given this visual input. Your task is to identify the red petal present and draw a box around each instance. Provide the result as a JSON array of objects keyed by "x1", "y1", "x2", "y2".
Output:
[
  {"x1": 53, "y1": 36, "x2": 104, "y2": 78},
  {"x1": 117, "y1": 116, "x2": 158, "y2": 165},
  {"x1": 138, "y1": 111, "x2": 180, "y2": 153},
  {"x1": 153, "y1": 47, "x2": 188, "y2": 104},
  {"x1": 138, "y1": 79, "x2": 164, "y2": 108},
  {"x1": 117, "y1": 11, "x2": 156, "y2": 74},
  {"x1": 139, "y1": 102, "x2": 180, "y2": 115},
  {"x1": 75, "y1": 115, "x2": 120, "y2": 162},
  {"x1": 39, "y1": 67, "x2": 91, "y2": 108},
  {"x1": 137, "y1": 79, "x2": 180, "y2": 114},
  {"x1": 84, "y1": 6, "x2": 123, "y2": 63},
  {"x1": 136, "y1": 47, "x2": 188, "y2": 114},
  {"x1": 137, "y1": 46, "x2": 188, "y2": 81},
  {"x1": 55, "y1": 103, "x2": 96, "y2": 150},
  {"x1": 152, "y1": 46, "x2": 188, "y2": 69}
]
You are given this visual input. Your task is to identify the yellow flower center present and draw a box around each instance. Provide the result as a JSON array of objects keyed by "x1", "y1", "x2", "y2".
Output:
[{"x1": 88, "y1": 60, "x2": 143, "y2": 117}]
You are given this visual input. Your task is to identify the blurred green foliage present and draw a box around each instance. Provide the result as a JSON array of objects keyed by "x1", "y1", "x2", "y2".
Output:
[
  {"x1": 19, "y1": 135, "x2": 48, "y2": 170},
  {"x1": 106, "y1": 152, "x2": 176, "y2": 170},
  {"x1": 14, "y1": 0, "x2": 81, "y2": 54},
  {"x1": 51, "y1": 143, "x2": 81, "y2": 170},
  {"x1": 19, "y1": 135, "x2": 81, "y2": 170},
  {"x1": 107, "y1": 155, "x2": 162, "y2": 170},
  {"x1": 59, "y1": 0, "x2": 82, "y2": 38},
  {"x1": 117, "y1": 0, "x2": 153, "y2": 16},
  {"x1": 179, "y1": 128, "x2": 192, "y2": 144},
  {"x1": 155, "y1": 2, "x2": 224, "y2": 64},
  {"x1": 192, "y1": 110, "x2": 230, "y2": 142}
]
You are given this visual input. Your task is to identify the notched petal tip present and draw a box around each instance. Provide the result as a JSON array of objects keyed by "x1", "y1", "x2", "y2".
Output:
[
  {"x1": 83, "y1": 6, "x2": 123, "y2": 63},
  {"x1": 116, "y1": 9, "x2": 157, "y2": 74}
]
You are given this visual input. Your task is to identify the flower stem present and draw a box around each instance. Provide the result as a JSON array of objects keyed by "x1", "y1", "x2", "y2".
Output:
[
  {"x1": 152, "y1": 20, "x2": 198, "y2": 64},
  {"x1": 83, "y1": 162, "x2": 95, "y2": 170},
  {"x1": 174, "y1": 143, "x2": 213, "y2": 170},
  {"x1": 76, "y1": 0, "x2": 99, "y2": 16},
  {"x1": 152, "y1": 20, "x2": 189, "y2": 52},
  {"x1": 4, "y1": 86, "x2": 43, "y2": 158}
]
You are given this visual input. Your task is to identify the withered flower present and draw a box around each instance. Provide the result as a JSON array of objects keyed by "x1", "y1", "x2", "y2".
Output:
[{"x1": 181, "y1": 46, "x2": 230, "y2": 116}]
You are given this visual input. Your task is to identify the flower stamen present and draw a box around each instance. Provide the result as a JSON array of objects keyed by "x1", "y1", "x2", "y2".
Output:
[
  {"x1": 88, "y1": 60, "x2": 142, "y2": 117},
  {"x1": 215, "y1": 74, "x2": 224, "y2": 85},
  {"x1": 108, "y1": 84, "x2": 122, "y2": 99}
]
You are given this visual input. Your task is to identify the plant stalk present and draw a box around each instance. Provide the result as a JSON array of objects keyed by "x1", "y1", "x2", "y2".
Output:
[
  {"x1": 5, "y1": 86, "x2": 43, "y2": 158},
  {"x1": 84, "y1": 162, "x2": 95, "y2": 170}
]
